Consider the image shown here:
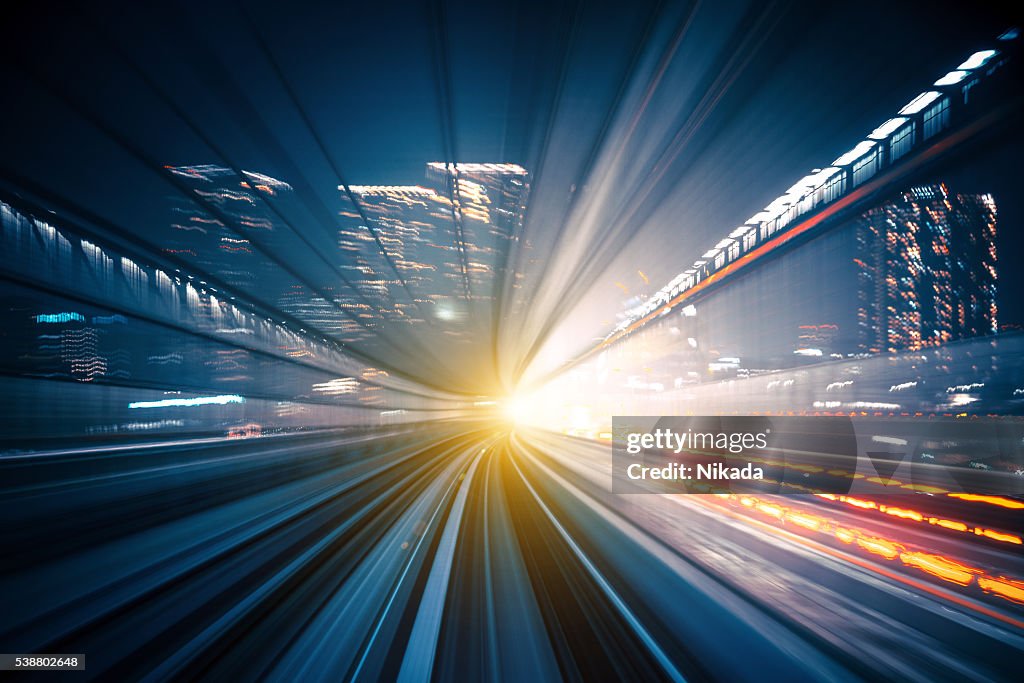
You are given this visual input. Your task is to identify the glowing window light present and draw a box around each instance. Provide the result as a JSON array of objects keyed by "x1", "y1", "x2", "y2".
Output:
[
  {"x1": 934, "y1": 70, "x2": 970, "y2": 86},
  {"x1": 763, "y1": 196, "x2": 796, "y2": 220},
  {"x1": 957, "y1": 49, "x2": 998, "y2": 71},
  {"x1": 425, "y1": 162, "x2": 528, "y2": 175},
  {"x1": 871, "y1": 435, "x2": 908, "y2": 446},
  {"x1": 240, "y1": 170, "x2": 292, "y2": 191},
  {"x1": 728, "y1": 226, "x2": 753, "y2": 238},
  {"x1": 898, "y1": 91, "x2": 943, "y2": 115},
  {"x1": 784, "y1": 174, "x2": 817, "y2": 195},
  {"x1": 808, "y1": 166, "x2": 843, "y2": 185},
  {"x1": 35, "y1": 312, "x2": 84, "y2": 323},
  {"x1": 345, "y1": 185, "x2": 437, "y2": 196},
  {"x1": 128, "y1": 394, "x2": 246, "y2": 409},
  {"x1": 832, "y1": 140, "x2": 877, "y2": 166},
  {"x1": 312, "y1": 378, "x2": 360, "y2": 395},
  {"x1": 867, "y1": 117, "x2": 910, "y2": 140},
  {"x1": 849, "y1": 401, "x2": 901, "y2": 410}
]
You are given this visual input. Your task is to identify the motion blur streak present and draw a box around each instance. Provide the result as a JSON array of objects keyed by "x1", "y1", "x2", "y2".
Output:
[
  {"x1": 4, "y1": 426, "x2": 1022, "y2": 680},
  {"x1": 2, "y1": 0, "x2": 1024, "y2": 681}
]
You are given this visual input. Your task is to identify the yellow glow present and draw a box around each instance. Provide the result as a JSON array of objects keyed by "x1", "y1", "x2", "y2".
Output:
[
  {"x1": 503, "y1": 397, "x2": 530, "y2": 423},
  {"x1": 500, "y1": 390, "x2": 543, "y2": 426}
]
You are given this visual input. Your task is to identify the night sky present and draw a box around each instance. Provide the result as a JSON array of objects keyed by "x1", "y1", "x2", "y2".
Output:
[{"x1": 1, "y1": 0, "x2": 1021, "y2": 350}]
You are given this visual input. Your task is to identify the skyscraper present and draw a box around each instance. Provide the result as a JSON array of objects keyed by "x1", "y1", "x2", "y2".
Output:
[
  {"x1": 855, "y1": 184, "x2": 997, "y2": 353},
  {"x1": 340, "y1": 163, "x2": 529, "y2": 323},
  {"x1": 423, "y1": 162, "x2": 530, "y2": 240},
  {"x1": 165, "y1": 164, "x2": 295, "y2": 379},
  {"x1": 27, "y1": 312, "x2": 131, "y2": 383},
  {"x1": 166, "y1": 165, "x2": 293, "y2": 291},
  {"x1": 339, "y1": 184, "x2": 451, "y2": 316}
]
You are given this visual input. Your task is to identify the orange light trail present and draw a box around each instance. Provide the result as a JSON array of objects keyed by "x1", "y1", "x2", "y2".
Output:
[
  {"x1": 978, "y1": 577, "x2": 1024, "y2": 605},
  {"x1": 811, "y1": 493, "x2": 1023, "y2": 545},
  {"x1": 949, "y1": 494, "x2": 1024, "y2": 510},
  {"x1": 857, "y1": 536, "x2": 901, "y2": 560},
  {"x1": 717, "y1": 457, "x2": 1021, "y2": 515},
  {"x1": 978, "y1": 529, "x2": 1023, "y2": 545},
  {"x1": 899, "y1": 552, "x2": 976, "y2": 586},
  {"x1": 688, "y1": 494, "x2": 1024, "y2": 630},
  {"x1": 883, "y1": 507, "x2": 923, "y2": 522},
  {"x1": 699, "y1": 492, "x2": 1024, "y2": 615}
]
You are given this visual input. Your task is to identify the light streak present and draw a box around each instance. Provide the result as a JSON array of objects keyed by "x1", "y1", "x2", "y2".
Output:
[
  {"x1": 708, "y1": 492, "x2": 1024, "y2": 610},
  {"x1": 977, "y1": 529, "x2": 1023, "y2": 545},
  {"x1": 883, "y1": 507, "x2": 923, "y2": 522},
  {"x1": 947, "y1": 493, "x2": 1024, "y2": 509},
  {"x1": 812, "y1": 493, "x2": 1022, "y2": 545},
  {"x1": 857, "y1": 536, "x2": 900, "y2": 560},
  {"x1": 978, "y1": 577, "x2": 1024, "y2": 605},
  {"x1": 899, "y1": 552, "x2": 975, "y2": 586},
  {"x1": 128, "y1": 394, "x2": 246, "y2": 409}
]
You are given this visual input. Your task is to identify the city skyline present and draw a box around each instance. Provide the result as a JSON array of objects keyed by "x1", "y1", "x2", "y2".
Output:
[{"x1": 1, "y1": 1, "x2": 1022, "y2": 681}]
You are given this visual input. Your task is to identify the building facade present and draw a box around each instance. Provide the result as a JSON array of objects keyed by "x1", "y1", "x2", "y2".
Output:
[{"x1": 855, "y1": 184, "x2": 998, "y2": 353}]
